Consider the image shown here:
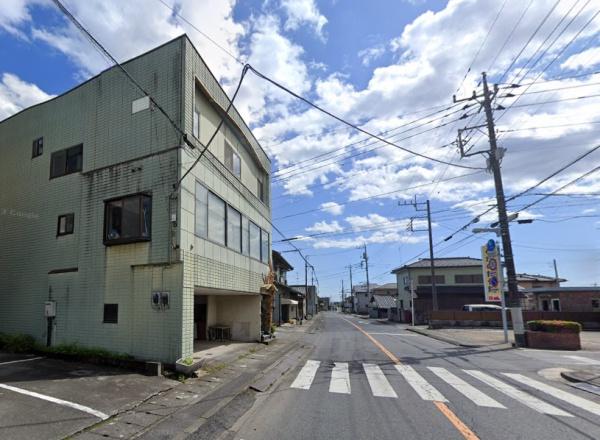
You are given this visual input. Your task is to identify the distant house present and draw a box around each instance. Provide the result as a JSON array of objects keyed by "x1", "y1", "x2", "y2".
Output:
[
  {"x1": 319, "y1": 297, "x2": 331, "y2": 311},
  {"x1": 289, "y1": 284, "x2": 318, "y2": 319},
  {"x1": 517, "y1": 273, "x2": 565, "y2": 289},
  {"x1": 352, "y1": 283, "x2": 378, "y2": 315},
  {"x1": 524, "y1": 287, "x2": 600, "y2": 312},
  {"x1": 272, "y1": 251, "x2": 303, "y2": 324},
  {"x1": 391, "y1": 257, "x2": 489, "y2": 324},
  {"x1": 372, "y1": 282, "x2": 398, "y2": 296},
  {"x1": 368, "y1": 294, "x2": 397, "y2": 319}
]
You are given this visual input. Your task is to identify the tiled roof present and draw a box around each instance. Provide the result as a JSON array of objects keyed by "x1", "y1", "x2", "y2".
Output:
[
  {"x1": 392, "y1": 257, "x2": 482, "y2": 273},
  {"x1": 373, "y1": 283, "x2": 397, "y2": 291},
  {"x1": 370, "y1": 294, "x2": 396, "y2": 309},
  {"x1": 517, "y1": 273, "x2": 566, "y2": 282}
]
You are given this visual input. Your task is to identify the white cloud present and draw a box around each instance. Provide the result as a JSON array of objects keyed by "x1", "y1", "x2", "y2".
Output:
[
  {"x1": 560, "y1": 46, "x2": 600, "y2": 71},
  {"x1": 582, "y1": 208, "x2": 597, "y2": 214},
  {"x1": 0, "y1": 73, "x2": 54, "y2": 121},
  {"x1": 305, "y1": 220, "x2": 343, "y2": 233},
  {"x1": 358, "y1": 45, "x2": 386, "y2": 66},
  {"x1": 280, "y1": 0, "x2": 328, "y2": 39},
  {"x1": 314, "y1": 230, "x2": 424, "y2": 249},
  {"x1": 320, "y1": 201, "x2": 344, "y2": 215}
]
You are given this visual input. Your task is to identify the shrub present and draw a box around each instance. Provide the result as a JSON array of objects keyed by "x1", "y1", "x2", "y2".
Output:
[
  {"x1": 527, "y1": 320, "x2": 582, "y2": 334},
  {"x1": 0, "y1": 333, "x2": 36, "y2": 353}
]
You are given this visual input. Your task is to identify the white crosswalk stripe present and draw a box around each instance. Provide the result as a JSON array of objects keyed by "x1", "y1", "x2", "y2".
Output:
[
  {"x1": 464, "y1": 369, "x2": 573, "y2": 417},
  {"x1": 428, "y1": 367, "x2": 505, "y2": 408},
  {"x1": 363, "y1": 364, "x2": 398, "y2": 398},
  {"x1": 503, "y1": 373, "x2": 600, "y2": 417},
  {"x1": 290, "y1": 360, "x2": 320, "y2": 390},
  {"x1": 395, "y1": 365, "x2": 447, "y2": 402},
  {"x1": 330, "y1": 362, "x2": 351, "y2": 394}
]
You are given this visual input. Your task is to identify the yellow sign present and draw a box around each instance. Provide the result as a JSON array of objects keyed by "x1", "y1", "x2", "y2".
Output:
[{"x1": 481, "y1": 240, "x2": 503, "y2": 302}]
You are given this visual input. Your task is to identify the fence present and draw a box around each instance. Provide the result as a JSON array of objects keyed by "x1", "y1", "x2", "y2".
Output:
[{"x1": 429, "y1": 310, "x2": 600, "y2": 329}]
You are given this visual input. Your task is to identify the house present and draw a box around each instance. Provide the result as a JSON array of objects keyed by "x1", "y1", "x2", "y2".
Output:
[
  {"x1": 372, "y1": 282, "x2": 398, "y2": 296},
  {"x1": 517, "y1": 273, "x2": 565, "y2": 289},
  {"x1": 0, "y1": 35, "x2": 271, "y2": 364},
  {"x1": 523, "y1": 287, "x2": 600, "y2": 312},
  {"x1": 391, "y1": 257, "x2": 489, "y2": 323},
  {"x1": 342, "y1": 296, "x2": 354, "y2": 313},
  {"x1": 368, "y1": 294, "x2": 397, "y2": 319},
  {"x1": 319, "y1": 297, "x2": 330, "y2": 311},
  {"x1": 352, "y1": 283, "x2": 378, "y2": 314},
  {"x1": 272, "y1": 250, "x2": 303, "y2": 324},
  {"x1": 289, "y1": 284, "x2": 318, "y2": 319}
]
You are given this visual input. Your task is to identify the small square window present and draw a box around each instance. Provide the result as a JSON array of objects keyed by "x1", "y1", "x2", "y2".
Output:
[
  {"x1": 103, "y1": 304, "x2": 118, "y2": 323},
  {"x1": 57, "y1": 213, "x2": 74, "y2": 236},
  {"x1": 592, "y1": 299, "x2": 599, "y2": 310},
  {"x1": 104, "y1": 194, "x2": 151, "y2": 245},
  {"x1": 50, "y1": 144, "x2": 82, "y2": 178},
  {"x1": 32, "y1": 137, "x2": 43, "y2": 158}
]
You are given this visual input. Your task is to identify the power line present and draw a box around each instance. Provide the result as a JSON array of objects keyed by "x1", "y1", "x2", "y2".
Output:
[
  {"x1": 498, "y1": 120, "x2": 600, "y2": 133},
  {"x1": 246, "y1": 66, "x2": 483, "y2": 171}
]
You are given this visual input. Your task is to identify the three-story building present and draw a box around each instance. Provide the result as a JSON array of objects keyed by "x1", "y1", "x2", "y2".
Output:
[{"x1": 0, "y1": 35, "x2": 271, "y2": 364}]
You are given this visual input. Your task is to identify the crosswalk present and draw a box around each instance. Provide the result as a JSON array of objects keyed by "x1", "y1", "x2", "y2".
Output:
[{"x1": 290, "y1": 360, "x2": 600, "y2": 419}]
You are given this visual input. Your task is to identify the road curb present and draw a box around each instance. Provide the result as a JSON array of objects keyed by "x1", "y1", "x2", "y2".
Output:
[{"x1": 406, "y1": 327, "x2": 484, "y2": 348}]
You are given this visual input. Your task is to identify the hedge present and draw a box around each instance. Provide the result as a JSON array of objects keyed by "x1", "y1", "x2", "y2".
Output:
[
  {"x1": 0, "y1": 333, "x2": 36, "y2": 353},
  {"x1": 527, "y1": 320, "x2": 582, "y2": 334}
]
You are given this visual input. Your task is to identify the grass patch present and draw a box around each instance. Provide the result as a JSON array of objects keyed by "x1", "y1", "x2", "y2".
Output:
[
  {"x1": 0, "y1": 333, "x2": 36, "y2": 353},
  {"x1": 201, "y1": 363, "x2": 227, "y2": 375},
  {"x1": 38, "y1": 343, "x2": 134, "y2": 361}
]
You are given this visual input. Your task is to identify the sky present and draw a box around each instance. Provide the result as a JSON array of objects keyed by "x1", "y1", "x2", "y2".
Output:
[{"x1": 1, "y1": 0, "x2": 600, "y2": 300}]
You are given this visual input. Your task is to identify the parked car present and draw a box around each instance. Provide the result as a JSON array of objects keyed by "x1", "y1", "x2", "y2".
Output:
[{"x1": 462, "y1": 304, "x2": 503, "y2": 312}]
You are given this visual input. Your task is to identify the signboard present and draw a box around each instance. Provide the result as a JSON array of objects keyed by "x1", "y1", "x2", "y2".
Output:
[{"x1": 481, "y1": 240, "x2": 503, "y2": 302}]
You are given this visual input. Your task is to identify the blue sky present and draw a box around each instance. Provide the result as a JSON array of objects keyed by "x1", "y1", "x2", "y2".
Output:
[{"x1": 1, "y1": 0, "x2": 599, "y2": 300}]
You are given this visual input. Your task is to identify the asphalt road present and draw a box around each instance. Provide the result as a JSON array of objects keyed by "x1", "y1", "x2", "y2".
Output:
[{"x1": 228, "y1": 312, "x2": 600, "y2": 440}]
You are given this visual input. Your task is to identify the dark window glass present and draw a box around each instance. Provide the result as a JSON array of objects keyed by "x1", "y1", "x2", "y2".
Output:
[
  {"x1": 257, "y1": 176, "x2": 265, "y2": 202},
  {"x1": 103, "y1": 304, "x2": 118, "y2": 323},
  {"x1": 417, "y1": 275, "x2": 445, "y2": 285},
  {"x1": 261, "y1": 230, "x2": 269, "y2": 264},
  {"x1": 57, "y1": 213, "x2": 74, "y2": 236},
  {"x1": 249, "y1": 221, "x2": 260, "y2": 260},
  {"x1": 50, "y1": 144, "x2": 82, "y2": 178},
  {"x1": 32, "y1": 137, "x2": 43, "y2": 158},
  {"x1": 104, "y1": 194, "x2": 151, "y2": 245},
  {"x1": 195, "y1": 182, "x2": 208, "y2": 238},
  {"x1": 227, "y1": 205, "x2": 242, "y2": 252},
  {"x1": 455, "y1": 274, "x2": 483, "y2": 284},
  {"x1": 224, "y1": 142, "x2": 241, "y2": 178},
  {"x1": 208, "y1": 192, "x2": 225, "y2": 245}
]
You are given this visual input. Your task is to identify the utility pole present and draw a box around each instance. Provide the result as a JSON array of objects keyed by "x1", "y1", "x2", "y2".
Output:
[
  {"x1": 362, "y1": 244, "x2": 370, "y2": 296},
  {"x1": 401, "y1": 198, "x2": 438, "y2": 311},
  {"x1": 304, "y1": 258, "x2": 308, "y2": 322},
  {"x1": 347, "y1": 264, "x2": 354, "y2": 313},
  {"x1": 454, "y1": 71, "x2": 525, "y2": 347},
  {"x1": 341, "y1": 279, "x2": 345, "y2": 313},
  {"x1": 553, "y1": 259, "x2": 559, "y2": 282}
]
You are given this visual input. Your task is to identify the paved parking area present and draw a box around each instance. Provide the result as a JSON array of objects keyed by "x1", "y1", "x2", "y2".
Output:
[{"x1": 0, "y1": 352, "x2": 177, "y2": 440}]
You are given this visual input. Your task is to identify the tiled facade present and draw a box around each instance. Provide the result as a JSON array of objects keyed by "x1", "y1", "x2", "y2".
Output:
[{"x1": 0, "y1": 36, "x2": 270, "y2": 363}]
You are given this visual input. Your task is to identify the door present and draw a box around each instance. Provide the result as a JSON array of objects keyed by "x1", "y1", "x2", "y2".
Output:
[{"x1": 194, "y1": 303, "x2": 207, "y2": 340}]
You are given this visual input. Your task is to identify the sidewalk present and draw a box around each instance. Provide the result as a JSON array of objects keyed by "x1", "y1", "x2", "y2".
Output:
[
  {"x1": 409, "y1": 326, "x2": 600, "y2": 351},
  {"x1": 73, "y1": 317, "x2": 320, "y2": 439}
]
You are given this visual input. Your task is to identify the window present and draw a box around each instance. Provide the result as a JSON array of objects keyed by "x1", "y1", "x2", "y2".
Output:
[
  {"x1": 249, "y1": 221, "x2": 260, "y2": 260},
  {"x1": 195, "y1": 182, "x2": 208, "y2": 238},
  {"x1": 103, "y1": 304, "x2": 118, "y2": 323},
  {"x1": 57, "y1": 213, "x2": 74, "y2": 236},
  {"x1": 592, "y1": 299, "x2": 600, "y2": 311},
  {"x1": 104, "y1": 194, "x2": 151, "y2": 245},
  {"x1": 417, "y1": 275, "x2": 445, "y2": 285},
  {"x1": 224, "y1": 141, "x2": 241, "y2": 178},
  {"x1": 50, "y1": 144, "x2": 82, "y2": 178},
  {"x1": 241, "y1": 216, "x2": 249, "y2": 255},
  {"x1": 261, "y1": 229, "x2": 269, "y2": 263},
  {"x1": 208, "y1": 192, "x2": 225, "y2": 245},
  {"x1": 552, "y1": 298, "x2": 561, "y2": 312},
  {"x1": 193, "y1": 108, "x2": 200, "y2": 139},
  {"x1": 257, "y1": 175, "x2": 265, "y2": 202},
  {"x1": 32, "y1": 137, "x2": 43, "y2": 158},
  {"x1": 541, "y1": 299, "x2": 550, "y2": 311},
  {"x1": 455, "y1": 274, "x2": 483, "y2": 284},
  {"x1": 400, "y1": 300, "x2": 404, "y2": 309},
  {"x1": 227, "y1": 205, "x2": 242, "y2": 252}
]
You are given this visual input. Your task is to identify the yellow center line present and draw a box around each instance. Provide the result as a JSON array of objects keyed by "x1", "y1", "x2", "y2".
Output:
[{"x1": 341, "y1": 317, "x2": 480, "y2": 440}]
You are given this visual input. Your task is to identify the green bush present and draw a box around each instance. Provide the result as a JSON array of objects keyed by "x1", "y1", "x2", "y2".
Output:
[
  {"x1": 527, "y1": 320, "x2": 582, "y2": 334},
  {"x1": 0, "y1": 333, "x2": 36, "y2": 353},
  {"x1": 37, "y1": 343, "x2": 133, "y2": 361}
]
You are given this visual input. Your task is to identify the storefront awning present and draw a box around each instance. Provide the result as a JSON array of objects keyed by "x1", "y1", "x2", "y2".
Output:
[{"x1": 281, "y1": 298, "x2": 298, "y2": 305}]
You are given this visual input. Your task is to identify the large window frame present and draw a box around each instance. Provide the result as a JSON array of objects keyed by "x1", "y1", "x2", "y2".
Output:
[
  {"x1": 103, "y1": 193, "x2": 152, "y2": 246},
  {"x1": 454, "y1": 274, "x2": 483, "y2": 284},
  {"x1": 208, "y1": 192, "x2": 226, "y2": 245},
  {"x1": 50, "y1": 144, "x2": 83, "y2": 179},
  {"x1": 417, "y1": 275, "x2": 445, "y2": 285}
]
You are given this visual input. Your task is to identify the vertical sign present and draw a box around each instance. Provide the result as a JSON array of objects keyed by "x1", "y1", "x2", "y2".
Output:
[{"x1": 481, "y1": 239, "x2": 503, "y2": 302}]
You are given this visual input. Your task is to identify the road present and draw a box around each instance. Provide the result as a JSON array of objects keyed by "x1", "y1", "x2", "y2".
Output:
[{"x1": 227, "y1": 312, "x2": 600, "y2": 440}]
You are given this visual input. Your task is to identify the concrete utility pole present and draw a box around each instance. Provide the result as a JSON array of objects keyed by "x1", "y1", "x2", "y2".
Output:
[
  {"x1": 347, "y1": 264, "x2": 354, "y2": 313},
  {"x1": 341, "y1": 279, "x2": 345, "y2": 313},
  {"x1": 362, "y1": 244, "x2": 370, "y2": 297},
  {"x1": 401, "y1": 198, "x2": 438, "y2": 311},
  {"x1": 304, "y1": 258, "x2": 308, "y2": 321},
  {"x1": 553, "y1": 259, "x2": 559, "y2": 282},
  {"x1": 454, "y1": 71, "x2": 526, "y2": 347}
]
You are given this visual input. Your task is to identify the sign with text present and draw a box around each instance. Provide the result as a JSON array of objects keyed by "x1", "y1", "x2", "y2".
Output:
[{"x1": 481, "y1": 240, "x2": 503, "y2": 302}]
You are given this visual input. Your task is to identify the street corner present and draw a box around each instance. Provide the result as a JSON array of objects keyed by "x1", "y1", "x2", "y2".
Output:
[{"x1": 0, "y1": 353, "x2": 179, "y2": 440}]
